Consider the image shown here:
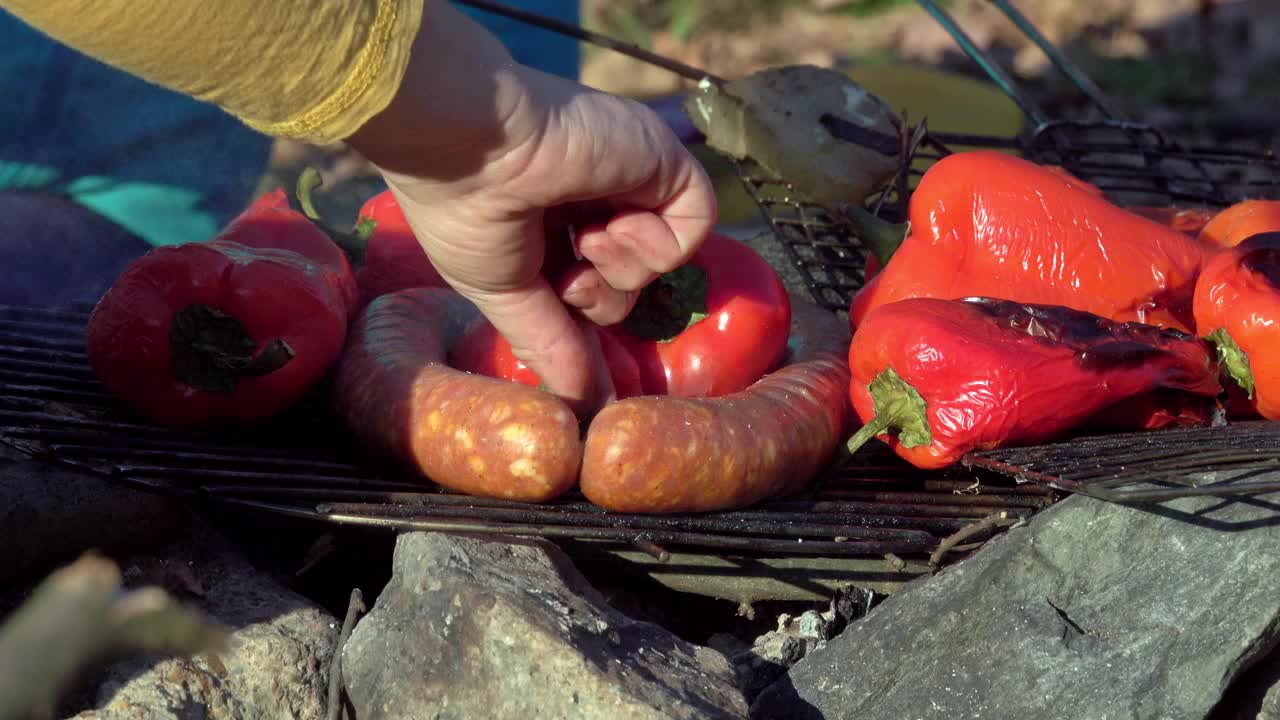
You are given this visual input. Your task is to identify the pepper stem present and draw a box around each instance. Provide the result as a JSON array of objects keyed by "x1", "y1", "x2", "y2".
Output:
[
  {"x1": 170, "y1": 304, "x2": 295, "y2": 394},
  {"x1": 1207, "y1": 328, "x2": 1255, "y2": 399},
  {"x1": 296, "y1": 167, "x2": 325, "y2": 222},
  {"x1": 621, "y1": 264, "x2": 710, "y2": 342},
  {"x1": 846, "y1": 367, "x2": 932, "y2": 456},
  {"x1": 843, "y1": 205, "x2": 909, "y2": 268},
  {"x1": 293, "y1": 167, "x2": 368, "y2": 265}
]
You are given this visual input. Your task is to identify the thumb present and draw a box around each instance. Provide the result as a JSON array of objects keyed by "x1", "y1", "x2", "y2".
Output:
[{"x1": 456, "y1": 277, "x2": 614, "y2": 416}]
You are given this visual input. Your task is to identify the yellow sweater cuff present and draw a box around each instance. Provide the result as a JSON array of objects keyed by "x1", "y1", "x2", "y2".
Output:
[{"x1": 244, "y1": 0, "x2": 424, "y2": 145}]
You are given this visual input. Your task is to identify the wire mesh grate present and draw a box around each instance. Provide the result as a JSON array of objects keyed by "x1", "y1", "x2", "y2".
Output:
[{"x1": 966, "y1": 422, "x2": 1280, "y2": 503}]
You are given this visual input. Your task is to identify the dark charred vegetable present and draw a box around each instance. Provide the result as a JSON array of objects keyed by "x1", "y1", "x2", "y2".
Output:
[
  {"x1": 846, "y1": 297, "x2": 1222, "y2": 469},
  {"x1": 684, "y1": 65, "x2": 903, "y2": 207}
]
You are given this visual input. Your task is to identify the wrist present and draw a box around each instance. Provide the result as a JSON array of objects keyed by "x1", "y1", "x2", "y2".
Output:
[{"x1": 346, "y1": 0, "x2": 530, "y2": 174}]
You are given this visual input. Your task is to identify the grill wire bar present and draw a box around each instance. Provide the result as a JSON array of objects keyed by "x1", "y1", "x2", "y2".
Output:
[
  {"x1": 913, "y1": 0, "x2": 1050, "y2": 126},
  {"x1": 966, "y1": 423, "x2": 1280, "y2": 503}
]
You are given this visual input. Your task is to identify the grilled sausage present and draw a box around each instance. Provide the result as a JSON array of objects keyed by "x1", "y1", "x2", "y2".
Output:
[
  {"x1": 580, "y1": 297, "x2": 852, "y2": 513},
  {"x1": 331, "y1": 288, "x2": 582, "y2": 502}
]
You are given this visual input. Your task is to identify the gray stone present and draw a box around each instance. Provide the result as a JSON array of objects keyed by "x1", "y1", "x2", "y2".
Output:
[
  {"x1": 752, "y1": 487, "x2": 1280, "y2": 720},
  {"x1": 0, "y1": 455, "x2": 185, "y2": 588},
  {"x1": 68, "y1": 521, "x2": 338, "y2": 720},
  {"x1": 728, "y1": 591, "x2": 867, "y2": 704},
  {"x1": 1210, "y1": 643, "x2": 1280, "y2": 719},
  {"x1": 341, "y1": 531, "x2": 749, "y2": 720}
]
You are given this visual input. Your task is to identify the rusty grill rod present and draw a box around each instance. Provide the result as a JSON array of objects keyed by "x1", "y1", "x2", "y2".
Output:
[{"x1": 217, "y1": 496, "x2": 945, "y2": 557}]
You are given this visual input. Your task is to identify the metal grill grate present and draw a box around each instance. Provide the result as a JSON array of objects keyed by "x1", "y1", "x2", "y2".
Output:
[
  {"x1": 0, "y1": 304, "x2": 1053, "y2": 566},
  {"x1": 966, "y1": 422, "x2": 1280, "y2": 503},
  {"x1": 1023, "y1": 121, "x2": 1280, "y2": 208},
  {"x1": 736, "y1": 123, "x2": 1280, "y2": 313}
]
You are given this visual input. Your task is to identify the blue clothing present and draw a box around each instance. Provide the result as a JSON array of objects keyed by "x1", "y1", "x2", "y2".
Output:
[{"x1": 462, "y1": 1, "x2": 581, "y2": 82}]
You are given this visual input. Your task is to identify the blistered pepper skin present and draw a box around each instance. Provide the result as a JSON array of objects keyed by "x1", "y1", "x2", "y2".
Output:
[
  {"x1": 847, "y1": 297, "x2": 1222, "y2": 470},
  {"x1": 1192, "y1": 233, "x2": 1280, "y2": 419},
  {"x1": 849, "y1": 151, "x2": 1208, "y2": 333}
]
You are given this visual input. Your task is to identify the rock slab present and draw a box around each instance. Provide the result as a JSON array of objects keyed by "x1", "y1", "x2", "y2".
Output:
[
  {"x1": 752, "y1": 487, "x2": 1280, "y2": 720},
  {"x1": 69, "y1": 522, "x2": 338, "y2": 720},
  {"x1": 342, "y1": 531, "x2": 750, "y2": 720}
]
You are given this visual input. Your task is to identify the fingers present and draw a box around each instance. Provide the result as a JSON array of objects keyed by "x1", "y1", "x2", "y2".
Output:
[
  {"x1": 557, "y1": 261, "x2": 641, "y2": 326},
  {"x1": 455, "y1": 277, "x2": 613, "y2": 416},
  {"x1": 601, "y1": 130, "x2": 718, "y2": 267},
  {"x1": 554, "y1": 97, "x2": 719, "y2": 304}
]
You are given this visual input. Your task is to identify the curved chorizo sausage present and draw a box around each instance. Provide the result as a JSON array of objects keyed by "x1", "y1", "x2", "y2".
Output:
[
  {"x1": 580, "y1": 297, "x2": 852, "y2": 513},
  {"x1": 331, "y1": 288, "x2": 582, "y2": 502}
]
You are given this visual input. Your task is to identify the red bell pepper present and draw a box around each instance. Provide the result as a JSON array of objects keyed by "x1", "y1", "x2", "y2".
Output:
[
  {"x1": 1193, "y1": 231, "x2": 1280, "y2": 419},
  {"x1": 215, "y1": 188, "x2": 360, "y2": 318},
  {"x1": 86, "y1": 227, "x2": 351, "y2": 428},
  {"x1": 451, "y1": 318, "x2": 644, "y2": 399},
  {"x1": 352, "y1": 190, "x2": 447, "y2": 308},
  {"x1": 1083, "y1": 389, "x2": 1219, "y2": 432},
  {"x1": 605, "y1": 232, "x2": 792, "y2": 397},
  {"x1": 849, "y1": 151, "x2": 1208, "y2": 334},
  {"x1": 1197, "y1": 199, "x2": 1280, "y2": 250},
  {"x1": 845, "y1": 297, "x2": 1221, "y2": 470}
]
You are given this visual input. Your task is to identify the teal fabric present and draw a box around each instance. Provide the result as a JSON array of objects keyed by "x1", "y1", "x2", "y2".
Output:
[{"x1": 0, "y1": 9, "x2": 272, "y2": 247}]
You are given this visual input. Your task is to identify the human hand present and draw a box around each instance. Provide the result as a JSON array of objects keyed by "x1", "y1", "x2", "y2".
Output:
[{"x1": 346, "y1": 1, "x2": 717, "y2": 415}]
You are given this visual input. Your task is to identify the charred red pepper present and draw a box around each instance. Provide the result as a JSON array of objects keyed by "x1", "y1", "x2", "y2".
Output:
[
  {"x1": 86, "y1": 222, "x2": 351, "y2": 428},
  {"x1": 606, "y1": 232, "x2": 792, "y2": 397},
  {"x1": 451, "y1": 318, "x2": 644, "y2": 399},
  {"x1": 1082, "y1": 389, "x2": 1220, "y2": 432},
  {"x1": 352, "y1": 190, "x2": 447, "y2": 308},
  {"x1": 1193, "y1": 232, "x2": 1280, "y2": 419},
  {"x1": 849, "y1": 151, "x2": 1208, "y2": 334},
  {"x1": 845, "y1": 297, "x2": 1221, "y2": 469}
]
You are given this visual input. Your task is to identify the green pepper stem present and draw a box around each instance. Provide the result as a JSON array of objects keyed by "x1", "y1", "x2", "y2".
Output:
[
  {"x1": 238, "y1": 338, "x2": 295, "y2": 377},
  {"x1": 294, "y1": 167, "x2": 368, "y2": 266},
  {"x1": 845, "y1": 412, "x2": 898, "y2": 457},
  {"x1": 846, "y1": 366, "x2": 933, "y2": 457},
  {"x1": 295, "y1": 167, "x2": 325, "y2": 222},
  {"x1": 1206, "y1": 327, "x2": 1255, "y2": 399},
  {"x1": 844, "y1": 205, "x2": 908, "y2": 268},
  {"x1": 621, "y1": 263, "x2": 710, "y2": 342}
]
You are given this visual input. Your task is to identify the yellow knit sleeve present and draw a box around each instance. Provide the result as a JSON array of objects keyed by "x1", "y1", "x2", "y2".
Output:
[{"x1": 0, "y1": 0, "x2": 425, "y2": 146}]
